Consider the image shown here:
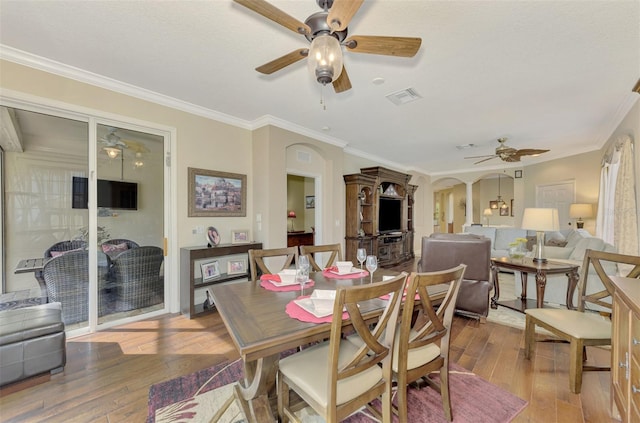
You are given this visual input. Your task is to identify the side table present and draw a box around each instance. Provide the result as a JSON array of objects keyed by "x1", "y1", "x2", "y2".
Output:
[{"x1": 491, "y1": 257, "x2": 579, "y2": 312}]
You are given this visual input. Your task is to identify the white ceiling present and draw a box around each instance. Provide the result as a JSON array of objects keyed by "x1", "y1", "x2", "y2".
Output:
[{"x1": 1, "y1": 0, "x2": 638, "y2": 175}]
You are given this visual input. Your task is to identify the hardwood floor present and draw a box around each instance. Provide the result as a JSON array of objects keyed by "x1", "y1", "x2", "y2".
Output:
[{"x1": 0, "y1": 260, "x2": 615, "y2": 423}]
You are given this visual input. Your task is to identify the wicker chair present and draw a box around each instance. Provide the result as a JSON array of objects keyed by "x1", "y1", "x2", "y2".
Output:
[
  {"x1": 111, "y1": 246, "x2": 164, "y2": 312},
  {"x1": 35, "y1": 240, "x2": 88, "y2": 298},
  {"x1": 42, "y1": 250, "x2": 111, "y2": 325}
]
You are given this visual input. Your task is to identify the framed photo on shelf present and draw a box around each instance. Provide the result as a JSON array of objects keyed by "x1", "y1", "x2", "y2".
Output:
[
  {"x1": 305, "y1": 195, "x2": 315, "y2": 209},
  {"x1": 231, "y1": 229, "x2": 250, "y2": 244},
  {"x1": 227, "y1": 259, "x2": 247, "y2": 275},
  {"x1": 500, "y1": 207, "x2": 510, "y2": 217},
  {"x1": 188, "y1": 167, "x2": 247, "y2": 217},
  {"x1": 201, "y1": 260, "x2": 220, "y2": 282}
]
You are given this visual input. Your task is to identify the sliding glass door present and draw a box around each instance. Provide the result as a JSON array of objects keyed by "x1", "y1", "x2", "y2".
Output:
[{"x1": 1, "y1": 106, "x2": 168, "y2": 333}]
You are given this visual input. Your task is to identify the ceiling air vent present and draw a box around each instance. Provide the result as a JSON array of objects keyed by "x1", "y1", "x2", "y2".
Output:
[{"x1": 385, "y1": 88, "x2": 422, "y2": 106}]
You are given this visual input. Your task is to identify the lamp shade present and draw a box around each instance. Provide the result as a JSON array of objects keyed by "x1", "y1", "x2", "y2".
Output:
[
  {"x1": 569, "y1": 203, "x2": 593, "y2": 219},
  {"x1": 521, "y1": 208, "x2": 560, "y2": 231},
  {"x1": 287, "y1": 210, "x2": 297, "y2": 218},
  {"x1": 308, "y1": 34, "x2": 343, "y2": 85},
  {"x1": 483, "y1": 208, "x2": 493, "y2": 216}
]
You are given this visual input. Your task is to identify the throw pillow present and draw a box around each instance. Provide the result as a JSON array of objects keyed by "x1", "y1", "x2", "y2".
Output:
[
  {"x1": 546, "y1": 238, "x2": 568, "y2": 247},
  {"x1": 525, "y1": 235, "x2": 537, "y2": 251},
  {"x1": 102, "y1": 242, "x2": 129, "y2": 257},
  {"x1": 50, "y1": 247, "x2": 83, "y2": 257}
]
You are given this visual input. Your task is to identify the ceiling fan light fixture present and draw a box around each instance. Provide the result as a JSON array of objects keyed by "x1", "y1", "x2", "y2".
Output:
[
  {"x1": 104, "y1": 147, "x2": 120, "y2": 159},
  {"x1": 308, "y1": 33, "x2": 343, "y2": 85}
]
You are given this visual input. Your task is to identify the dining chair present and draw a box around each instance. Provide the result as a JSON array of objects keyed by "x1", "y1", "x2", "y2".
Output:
[
  {"x1": 299, "y1": 243, "x2": 343, "y2": 271},
  {"x1": 524, "y1": 249, "x2": 640, "y2": 394},
  {"x1": 35, "y1": 240, "x2": 88, "y2": 300},
  {"x1": 248, "y1": 246, "x2": 298, "y2": 281},
  {"x1": 277, "y1": 272, "x2": 407, "y2": 423},
  {"x1": 392, "y1": 265, "x2": 466, "y2": 422}
]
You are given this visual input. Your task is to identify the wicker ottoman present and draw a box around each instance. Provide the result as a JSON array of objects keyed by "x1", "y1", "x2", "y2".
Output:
[{"x1": 0, "y1": 302, "x2": 66, "y2": 386}]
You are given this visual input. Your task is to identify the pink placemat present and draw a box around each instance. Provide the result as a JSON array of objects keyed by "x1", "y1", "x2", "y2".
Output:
[
  {"x1": 260, "y1": 279, "x2": 314, "y2": 292},
  {"x1": 322, "y1": 267, "x2": 368, "y2": 279},
  {"x1": 285, "y1": 295, "x2": 348, "y2": 323}
]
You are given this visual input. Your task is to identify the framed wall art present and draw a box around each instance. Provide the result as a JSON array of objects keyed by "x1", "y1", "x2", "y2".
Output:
[
  {"x1": 489, "y1": 200, "x2": 498, "y2": 209},
  {"x1": 231, "y1": 229, "x2": 250, "y2": 244},
  {"x1": 305, "y1": 195, "x2": 315, "y2": 209},
  {"x1": 188, "y1": 168, "x2": 246, "y2": 217},
  {"x1": 201, "y1": 260, "x2": 220, "y2": 282},
  {"x1": 227, "y1": 259, "x2": 247, "y2": 275},
  {"x1": 500, "y1": 207, "x2": 510, "y2": 217}
]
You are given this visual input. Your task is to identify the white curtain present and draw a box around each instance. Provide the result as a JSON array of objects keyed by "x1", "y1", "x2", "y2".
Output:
[{"x1": 596, "y1": 136, "x2": 638, "y2": 256}]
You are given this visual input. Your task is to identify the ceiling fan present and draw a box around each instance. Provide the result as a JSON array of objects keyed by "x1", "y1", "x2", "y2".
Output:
[
  {"x1": 234, "y1": 0, "x2": 422, "y2": 93},
  {"x1": 465, "y1": 138, "x2": 550, "y2": 165},
  {"x1": 99, "y1": 128, "x2": 149, "y2": 158}
]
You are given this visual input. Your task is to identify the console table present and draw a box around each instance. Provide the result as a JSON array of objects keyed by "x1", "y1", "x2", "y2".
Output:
[
  {"x1": 286, "y1": 231, "x2": 314, "y2": 248},
  {"x1": 491, "y1": 257, "x2": 579, "y2": 312}
]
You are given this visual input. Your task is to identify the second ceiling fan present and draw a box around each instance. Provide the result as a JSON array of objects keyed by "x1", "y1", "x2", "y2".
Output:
[
  {"x1": 234, "y1": 0, "x2": 422, "y2": 93},
  {"x1": 465, "y1": 138, "x2": 550, "y2": 164}
]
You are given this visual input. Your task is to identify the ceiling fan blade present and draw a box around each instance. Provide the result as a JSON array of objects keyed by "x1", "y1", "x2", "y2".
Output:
[
  {"x1": 464, "y1": 154, "x2": 495, "y2": 159},
  {"x1": 474, "y1": 156, "x2": 498, "y2": 165},
  {"x1": 234, "y1": 0, "x2": 310, "y2": 36},
  {"x1": 327, "y1": 0, "x2": 364, "y2": 32},
  {"x1": 513, "y1": 148, "x2": 550, "y2": 157},
  {"x1": 344, "y1": 35, "x2": 422, "y2": 57},
  {"x1": 332, "y1": 65, "x2": 352, "y2": 93},
  {"x1": 255, "y1": 48, "x2": 308, "y2": 74}
]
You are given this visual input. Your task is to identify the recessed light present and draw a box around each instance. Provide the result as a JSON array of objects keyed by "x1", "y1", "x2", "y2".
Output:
[
  {"x1": 372, "y1": 77, "x2": 385, "y2": 85},
  {"x1": 322, "y1": 126, "x2": 330, "y2": 131}
]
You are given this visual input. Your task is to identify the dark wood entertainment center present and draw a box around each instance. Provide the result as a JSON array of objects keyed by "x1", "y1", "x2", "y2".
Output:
[{"x1": 343, "y1": 166, "x2": 416, "y2": 268}]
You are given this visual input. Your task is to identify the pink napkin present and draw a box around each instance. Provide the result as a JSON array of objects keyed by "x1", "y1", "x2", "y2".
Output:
[
  {"x1": 260, "y1": 274, "x2": 281, "y2": 282},
  {"x1": 285, "y1": 295, "x2": 349, "y2": 323},
  {"x1": 322, "y1": 266, "x2": 368, "y2": 279},
  {"x1": 260, "y1": 279, "x2": 314, "y2": 292}
]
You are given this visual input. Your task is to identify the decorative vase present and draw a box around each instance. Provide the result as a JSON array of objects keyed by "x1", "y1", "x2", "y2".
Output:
[{"x1": 509, "y1": 244, "x2": 525, "y2": 259}]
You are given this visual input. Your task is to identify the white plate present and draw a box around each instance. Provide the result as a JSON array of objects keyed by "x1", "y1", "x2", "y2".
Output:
[
  {"x1": 328, "y1": 267, "x2": 363, "y2": 276},
  {"x1": 294, "y1": 298, "x2": 334, "y2": 318},
  {"x1": 268, "y1": 278, "x2": 306, "y2": 287}
]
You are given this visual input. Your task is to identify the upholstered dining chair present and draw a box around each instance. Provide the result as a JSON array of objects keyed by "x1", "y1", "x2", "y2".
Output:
[
  {"x1": 299, "y1": 243, "x2": 343, "y2": 271},
  {"x1": 525, "y1": 249, "x2": 640, "y2": 394},
  {"x1": 277, "y1": 272, "x2": 407, "y2": 423},
  {"x1": 248, "y1": 246, "x2": 298, "y2": 281}
]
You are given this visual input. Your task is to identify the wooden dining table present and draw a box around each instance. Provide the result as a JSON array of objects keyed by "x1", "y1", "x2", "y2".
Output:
[{"x1": 209, "y1": 267, "x2": 449, "y2": 422}]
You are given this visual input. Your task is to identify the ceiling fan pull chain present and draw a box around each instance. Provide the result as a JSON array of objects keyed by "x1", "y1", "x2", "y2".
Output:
[{"x1": 320, "y1": 85, "x2": 327, "y2": 111}]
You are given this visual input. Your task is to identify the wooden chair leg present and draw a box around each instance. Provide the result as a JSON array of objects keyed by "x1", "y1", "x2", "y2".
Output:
[
  {"x1": 524, "y1": 316, "x2": 536, "y2": 360},
  {"x1": 440, "y1": 364, "x2": 453, "y2": 421},
  {"x1": 569, "y1": 339, "x2": 584, "y2": 394}
]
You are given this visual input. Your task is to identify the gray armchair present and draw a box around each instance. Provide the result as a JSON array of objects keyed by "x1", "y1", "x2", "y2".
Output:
[
  {"x1": 111, "y1": 246, "x2": 164, "y2": 312},
  {"x1": 418, "y1": 233, "x2": 492, "y2": 320}
]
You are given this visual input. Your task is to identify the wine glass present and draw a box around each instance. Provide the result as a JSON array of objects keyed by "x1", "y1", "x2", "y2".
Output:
[
  {"x1": 356, "y1": 248, "x2": 367, "y2": 269},
  {"x1": 298, "y1": 255, "x2": 310, "y2": 272},
  {"x1": 296, "y1": 265, "x2": 309, "y2": 294},
  {"x1": 365, "y1": 255, "x2": 378, "y2": 284}
]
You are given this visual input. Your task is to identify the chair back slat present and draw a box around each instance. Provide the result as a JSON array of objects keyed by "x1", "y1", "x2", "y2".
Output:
[
  {"x1": 577, "y1": 249, "x2": 640, "y2": 312},
  {"x1": 300, "y1": 244, "x2": 342, "y2": 271},
  {"x1": 248, "y1": 247, "x2": 298, "y2": 281}
]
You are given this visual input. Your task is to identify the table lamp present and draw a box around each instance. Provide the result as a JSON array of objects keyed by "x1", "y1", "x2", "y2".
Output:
[
  {"x1": 483, "y1": 208, "x2": 493, "y2": 226},
  {"x1": 287, "y1": 210, "x2": 296, "y2": 232},
  {"x1": 569, "y1": 203, "x2": 593, "y2": 229},
  {"x1": 521, "y1": 208, "x2": 559, "y2": 262}
]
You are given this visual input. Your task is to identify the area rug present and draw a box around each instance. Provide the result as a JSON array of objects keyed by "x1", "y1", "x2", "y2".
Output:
[{"x1": 147, "y1": 358, "x2": 527, "y2": 423}]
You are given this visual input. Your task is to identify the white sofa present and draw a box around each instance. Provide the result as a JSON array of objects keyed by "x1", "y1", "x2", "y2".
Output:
[{"x1": 463, "y1": 226, "x2": 617, "y2": 308}]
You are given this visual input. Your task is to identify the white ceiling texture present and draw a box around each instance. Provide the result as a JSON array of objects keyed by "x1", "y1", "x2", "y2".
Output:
[{"x1": 1, "y1": 0, "x2": 638, "y2": 175}]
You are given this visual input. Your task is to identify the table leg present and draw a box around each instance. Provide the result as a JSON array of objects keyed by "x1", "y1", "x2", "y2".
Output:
[
  {"x1": 236, "y1": 354, "x2": 279, "y2": 422},
  {"x1": 520, "y1": 272, "x2": 528, "y2": 300},
  {"x1": 490, "y1": 262, "x2": 499, "y2": 309},
  {"x1": 566, "y1": 269, "x2": 580, "y2": 310},
  {"x1": 535, "y1": 270, "x2": 547, "y2": 309}
]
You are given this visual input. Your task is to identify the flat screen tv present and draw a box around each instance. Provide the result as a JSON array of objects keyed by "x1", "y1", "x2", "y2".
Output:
[
  {"x1": 72, "y1": 176, "x2": 138, "y2": 210},
  {"x1": 378, "y1": 197, "x2": 402, "y2": 233}
]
